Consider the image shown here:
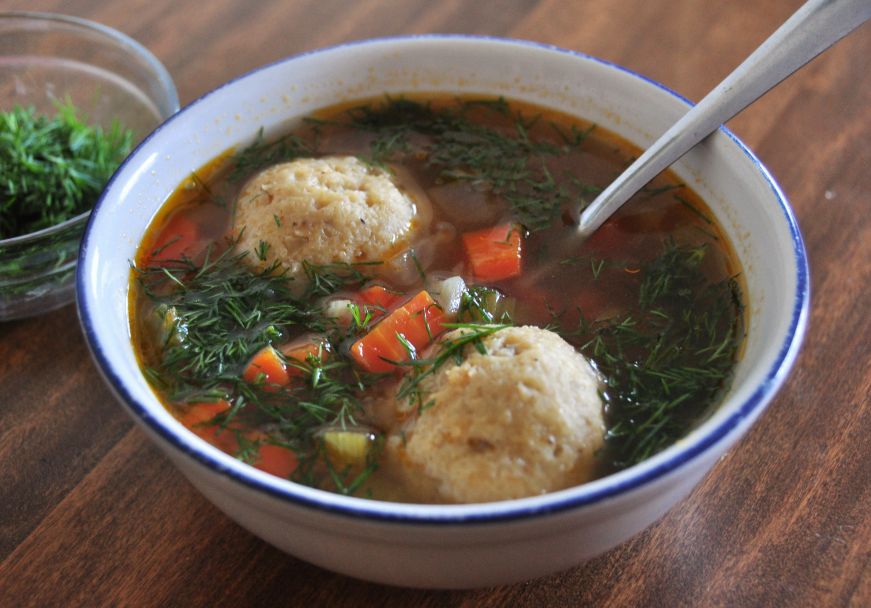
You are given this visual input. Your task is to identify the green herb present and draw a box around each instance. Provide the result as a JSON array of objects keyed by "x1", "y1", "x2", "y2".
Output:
[
  {"x1": 456, "y1": 285, "x2": 513, "y2": 323},
  {"x1": 341, "y1": 97, "x2": 597, "y2": 231},
  {"x1": 301, "y1": 260, "x2": 380, "y2": 297},
  {"x1": 136, "y1": 242, "x2": 386, "y2": 495},
  {"x1": 0, "y1": 100, "x2": 134, "y2": 239},
  {"x1": 395, "y1": 322, "x2": 511, "y2": 412},
  {"x1": 641, "y1": 182, "x2": 684, "y2": 198},
  {"x1": 674, "y1": 193, "x2": 714, "y2": 225},
  {"x1": 136, "y1": 246, "x2": 380, "y2": 391},
  {"x1": 230, "y1": 127, "x2": 317, "y2": 181},
  {"x1": 564, "y1": 240, "x2": 744, "y2": 468},
  {"x1": 136, "y1": 246, "x2": 310, "y2": 388}
]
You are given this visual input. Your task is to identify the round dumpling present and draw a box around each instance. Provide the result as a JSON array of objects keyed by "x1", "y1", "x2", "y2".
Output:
[
  {"x1": 389, "y1": 325, "x2": 605, "y2": 503},
  {"x1": 232, "y1": 156, "x2": 418, "y2": 279}
]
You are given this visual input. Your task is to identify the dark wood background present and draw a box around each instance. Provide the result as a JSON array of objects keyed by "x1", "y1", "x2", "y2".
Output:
[{"x1": 2, "y1": 1, "x2": 869, "y2": 606}]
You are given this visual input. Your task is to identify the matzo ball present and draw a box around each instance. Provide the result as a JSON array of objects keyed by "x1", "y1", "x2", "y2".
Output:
[
  {"x1": 389, "y1": 325, "x2": 605, "y2": 503},
  {"x1": 233, "y1": 156, "x2": 418, "y2": 279}
]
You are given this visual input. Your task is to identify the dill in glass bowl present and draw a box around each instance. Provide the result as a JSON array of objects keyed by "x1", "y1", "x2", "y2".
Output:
[{"x1": 0, "y1": 11, "x2": 178, "y2": 321}]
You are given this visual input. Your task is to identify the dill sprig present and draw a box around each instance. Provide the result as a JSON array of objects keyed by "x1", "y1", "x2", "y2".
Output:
[
  {"x1": 572, "y1": 239, "x2": 744, "y2": 468},
  {"x1": 135, "y1": 243, "x2": 389, "y2": 493},
  {"x1": 342, "y1": 97, "x2": 596, "y2": 230},
  {"x1": 136, "y1": 247, "x2": 306, "y2": 385},
  {"x1": 301, "y1": 259, "x2": 381, "y2": 297},
  {"x1": 395, "y1": 322, "x2": 512, "y2": 412},
  {"x1": 0, "y1": 101, "x2": 133, "y2": 238},
  {"x1": 229, "y1": 127, "x2": 318, "y2": 181}
]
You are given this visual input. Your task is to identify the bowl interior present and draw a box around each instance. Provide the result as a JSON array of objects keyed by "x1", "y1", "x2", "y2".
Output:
[{"x1": 78, "y1": 37, "x2": 807, "y2": 519}]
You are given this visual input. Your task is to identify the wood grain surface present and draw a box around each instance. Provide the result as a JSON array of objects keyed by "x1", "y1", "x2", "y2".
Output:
[{"x1": 1, "y1": 1, "x2": 869, "y2": 606}]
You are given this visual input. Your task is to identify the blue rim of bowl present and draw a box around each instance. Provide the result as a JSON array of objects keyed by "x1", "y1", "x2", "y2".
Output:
[
  {"x1": 0, "y1": 10, "x2": 179, "y2": 249},
  {"x1": 77, "y1": 34, "x2": 809, "y2": 525}
]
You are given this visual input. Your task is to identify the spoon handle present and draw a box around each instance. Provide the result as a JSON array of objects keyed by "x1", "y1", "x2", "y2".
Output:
[{"x1": 577, "y1": 0, "x2": 871, "y2": 237}]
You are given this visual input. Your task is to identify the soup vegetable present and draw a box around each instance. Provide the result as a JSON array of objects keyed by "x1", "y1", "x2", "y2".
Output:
[{"x1": 131, "y1": 96, "x2": 744, "y2": 503}]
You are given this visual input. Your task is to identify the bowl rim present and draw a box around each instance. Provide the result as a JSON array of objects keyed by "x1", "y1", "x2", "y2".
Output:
[
  {"x1": 77, "y1": 34, "x2": 809, "y2": 525},
  {"x1": 0, "y1": 10, "x2": 179, "y2": 247}
]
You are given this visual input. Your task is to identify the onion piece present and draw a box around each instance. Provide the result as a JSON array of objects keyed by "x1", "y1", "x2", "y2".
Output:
[{"x1": 427, "y1": 275, "x2": 467, "y2": 315}]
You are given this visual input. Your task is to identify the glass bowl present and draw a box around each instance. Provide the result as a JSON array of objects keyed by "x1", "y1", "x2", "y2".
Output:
[{"x1": 0, "y1": 11, "x2": 178, "y2": 321}]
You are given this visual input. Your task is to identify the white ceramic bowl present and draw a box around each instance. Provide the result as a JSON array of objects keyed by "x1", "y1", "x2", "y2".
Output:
[{"x1": 77, "y1": 36, "x2": 808, "y2": 588}]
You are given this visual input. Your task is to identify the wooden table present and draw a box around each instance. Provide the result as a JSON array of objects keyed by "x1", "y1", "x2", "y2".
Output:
[{"x1": 2, "y1": 1, "x2": 869, "y2": 605}]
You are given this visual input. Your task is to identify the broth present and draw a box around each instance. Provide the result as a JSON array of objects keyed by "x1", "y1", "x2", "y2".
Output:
[{"x1": 131, "y1": 95, "x2": 744, "y2": 503}]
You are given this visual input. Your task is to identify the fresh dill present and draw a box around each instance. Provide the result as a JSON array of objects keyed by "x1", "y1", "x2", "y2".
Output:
[
  {"x1": 0, "y1": 100, "x2": 133, "y2": 238},
  {"x1": 564, "y1": 239, "x2": 744, "y2": 468},
  {"x1": 136, "y1": 246, "x2": 311, "y2": 388},
  {"x1": 395, "y1": 322, "x2": 512, "y2": 412},
  {"x1": 301, "y1": 260, "x2": 381, "y2": 297},
  {"x1": 230, "y1": 127, "x2": 317, "y2": 181},
  {"x1": 135, "y1": 241, "x2": 389, "y2": 495},
  {"x1": 341, "y1": 97, "x2": 597, "y2": 231},
  {"x1": 456, "y1": 285, "x2": 513, "y2": 323}
]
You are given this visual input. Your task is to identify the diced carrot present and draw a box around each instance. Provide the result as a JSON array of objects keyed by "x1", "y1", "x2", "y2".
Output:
[
  {"x1": 179, "y1": 399, "x2": 230, "y2": 427},
  {"x1": 350, "y1": 290, "x2": 445, "y2": 373},
  {"x1": 357, "y1": 284, "x2": 404, "y2": 322},
  {"x1": 178, "y1": 401, "x2": 297, "y2": 479},
  {"x1": 146, "y1": 212, "x2": 200, "y2": 265},
  {"x1": 462, "y1": 223, "x2": 523, "y2": 281},
  {"x1": 279, "y1": 340, "x2": 328, "y2": 378},
  {"x1": 178, "y1": 400, "x2": 238, "y2": 453},
  {"x1": 243, "y1": 345, "x2": 291, "y2": 388},
  {"x1": 358, "y1": 284, "x2": 403, "y2": 309},
  {"x1": 253, "y1": 443, "x2": 298, "y2": 479}
]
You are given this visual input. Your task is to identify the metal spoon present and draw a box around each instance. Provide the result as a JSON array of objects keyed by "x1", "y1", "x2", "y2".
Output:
[{"x1": 577, "y1": 0, "x2": 871, "y2": 237}]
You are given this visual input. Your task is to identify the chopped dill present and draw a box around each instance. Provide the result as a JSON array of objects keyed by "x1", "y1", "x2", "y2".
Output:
[
  {"x1": 230, "y1": 127, "x2": 318, "y2": 181},
  {"x1": 675, "y1": 193, "x2": 714, "y2": 225},
  {"x1": 557, "y1": 239, "x2": 745, "y2": 468},
  {"x1": 1, "y1": 100, "x2": 133, "y2": 238},
  {"x1": 340, "y1": 97, "x2": 597, "y2": 231},
  {"x1": 395, "y1": 322, "x2": 512, "y2": 412},
  {"x1": 135, "y1": 241, "x2": 389, "y2": 495},
  {"x1": 301, "y1": 260, "x2": 381, "y2": 297}
]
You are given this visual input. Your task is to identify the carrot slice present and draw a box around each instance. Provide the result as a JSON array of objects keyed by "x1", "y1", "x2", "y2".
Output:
[
  {"x1": 350, "y1": 290, "x2": 445, "y2": 373},
  {"x1": 279, "y1": 341, "x2": 328, "y2": 378},
  {"x1": 179, "y1": 401, "x2": 297, "y2": 478},
  {"x1": 358, "y1": 284, "x2": 403, "y2": 309},
  {"x1": 462, "y1": 223, "x2": 523, "y2": 281},
  {"x1": 178, "y1": 400, "x2": 238, "y2": 452},
  {"x1": 253, "y1": 443, "x2": 298, "y2": 478},
  {"x1": 357, "y1": 284, "x2": 404, "y2": 321},
  {"x1": 146, "y1": 213, "x2": 200, "y2": 265},
  {"x1": 243, "y1": 345, "x2": 291, "y2": 388},
  {"x1": 179, "y1": 399, "x2": 230, "y2": 427}
]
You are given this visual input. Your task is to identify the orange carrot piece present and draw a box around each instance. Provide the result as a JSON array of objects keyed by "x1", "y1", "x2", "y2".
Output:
[
  {"x1": 357, "y1": 284, "x2": 404, "y2": 321},
  {"x1": 350, "y1": 290, "x2": 445, "y2": 373},
  {"x1": 253, "y1": 444, "x2": 298, "y2": 478},
  {"x1": 178, "y1": 400, "x2": 238, "y2": 452},
  {"x1": 358, "y1": 284, "x2": 403, "y2": 308},
  {"x1": 279, "y1": 341, "x2": 328, "y2": 378},
  {"x1": 243, "y1": 345, "x2": 291, "y2": 388},
  {"x1": 146, "y1": 213, "x2": 200, "y2": 265},
  {"x1": 179, "y1": 401, "x2": 297, "y2": 478},
  {"x1": 462, "y1": 223, "x2": 523, "y2": 281}
]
